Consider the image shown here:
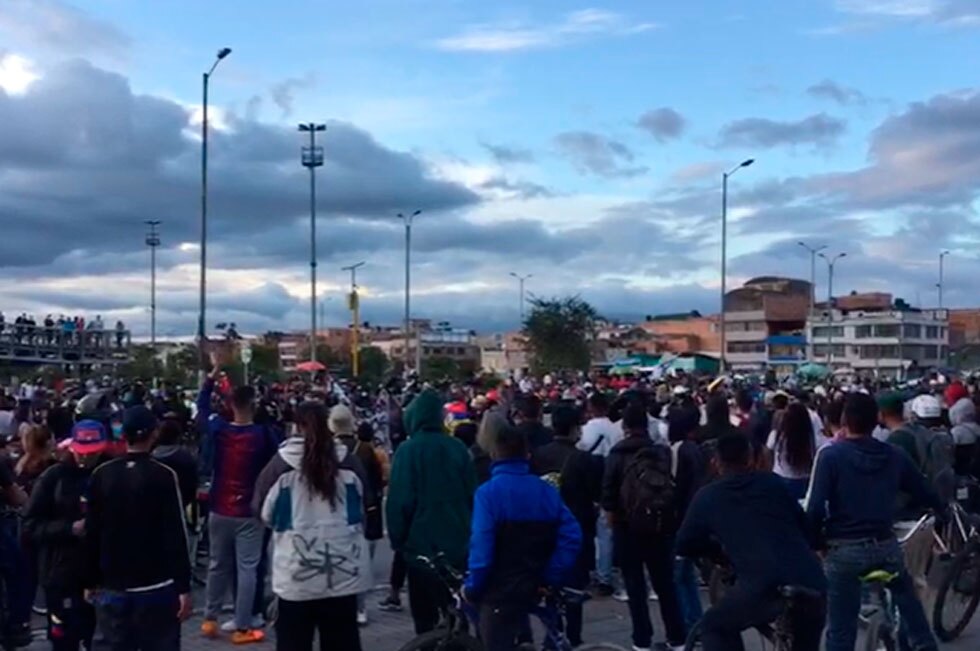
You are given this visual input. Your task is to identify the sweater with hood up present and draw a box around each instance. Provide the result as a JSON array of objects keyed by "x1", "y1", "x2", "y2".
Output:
[{"x1": 949, "y1": 398, "x2": 980, "y2": 477}]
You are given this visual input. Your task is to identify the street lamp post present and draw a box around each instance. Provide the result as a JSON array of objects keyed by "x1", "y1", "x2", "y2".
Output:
[
  {"x1": 398, "y1": 210, "x2": 422, "y2": 372},
  {"x1": 145, "y1": 220, "x2": 161, "y2": 387},
  {"x1": 719, "y1": 158, "x2": 755, "y2": 372},
  {"x1": 797, "y1": 241, "x2": 827, "y2": 316},
  {"x1": 342, "y1": 261, "x2": 366, "y2": 377},
  {"x1": 198, "y1": 46, "x2": 231, "y2": 377},
  {"x1": 938, "y1": 250, "x2": 950, "y2": 309},
  {"x1": 299, "y1": 123, "x2": 326, "y2": 363},
  {"x1": 509, "y1": 272, "x2": 532, "y2": 325},
  {"x1": 819, "y1": 252, "x2": 847, "y2": 366}
]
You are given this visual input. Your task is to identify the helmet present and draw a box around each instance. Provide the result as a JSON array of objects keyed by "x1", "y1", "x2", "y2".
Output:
[{"x1": 910, "y1": 394, "x2": 942, "y2": 420}]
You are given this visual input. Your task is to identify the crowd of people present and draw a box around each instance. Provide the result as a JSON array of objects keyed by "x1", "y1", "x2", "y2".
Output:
[
  {"x1": 0, "y1": 312, "x2": 128, "y2": 350},
  {"x1": 1, "y1": 358, "x2": 979, "y2": 650}
]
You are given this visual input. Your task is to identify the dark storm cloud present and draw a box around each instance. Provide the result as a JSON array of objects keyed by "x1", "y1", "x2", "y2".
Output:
[
  {"x1": 270, "y1": 73, "x2": 316, "y2": 118},
  {"x1": 636, "y1": 107, "x2": 686, "y2": 142},
  {"x1": 717, "y1": 113, "x2": 846, "y2": 149},
  {"x1": 0, "y1": 59, "x2": 479, "y2": 268},
  {"x1": 806, "y1": 79, "x2": 868, "y2": 105},
  {"x1": 480, "y1": 142, "x2": 535, "y2": 164},
  {"x1": 0, "y1": 0, "x2": 130, "y2": 58},
  {"x1": 554, "y1": 131, "x2": 646, "y2": 178}
]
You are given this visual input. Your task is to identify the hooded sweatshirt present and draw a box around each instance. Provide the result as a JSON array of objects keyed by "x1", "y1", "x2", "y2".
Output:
[
  {"x1": 805, "y1": 436, "x2": 942, "y2": 543},
  {"x1": 948, "y1": 398, "x2": 980, "y2": 476},
  {"x1": 386, "y1": 389, "x2": 477, "y2": 570},
  {"x1": 256, "y1": 437, "x2": 372, "y2": 602}
]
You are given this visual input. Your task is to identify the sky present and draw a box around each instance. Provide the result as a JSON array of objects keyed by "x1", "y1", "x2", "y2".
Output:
[{"x1": 1, "y1": 0, "x2": 979, "y2": 337}]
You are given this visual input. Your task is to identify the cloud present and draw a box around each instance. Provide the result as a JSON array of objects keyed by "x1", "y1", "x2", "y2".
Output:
[
  {"x1": 477, "y1": 176, "x2": 553, "y2": 199},
  {"x1": 480, "y1": 141, "x2": 535, "y2": 164},
  {"x1": 433, "y1": 9, "x2": 657, "y2": 53},
  {"x1": 831, "y1": 0, "x2": 980, "y2": 27},
  {"x1": 0, "y1": 0, "x2": 130, "y2": 59},
  {"x1": 636, "y1": 107, "x2": 686, "y2": 142},
  {"x1": 554, "y1": 131, "x2": 647, "y2": 178},
  {"x1": 806, "y1": 79, "x2": 868, "y2": 105},
  {"x1": 670, "y1": 161, "x2": 726, "y2": 184},
  {"x1": 269, "y1": 73, "x2": 316, "y2": 118},
  {"x1": 717, "y1": 113, "x2": 846, "y2": 149}
]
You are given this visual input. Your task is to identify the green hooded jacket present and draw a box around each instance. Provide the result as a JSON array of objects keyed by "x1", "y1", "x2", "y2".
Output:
[{"x1": 386, "y1": 389, "x2": 477, "y2": 570}]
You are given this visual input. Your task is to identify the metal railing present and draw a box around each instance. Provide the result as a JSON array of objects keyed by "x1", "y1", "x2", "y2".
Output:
[{"x1": 0, "y1": 324, "x2": 131, "y2": 365}]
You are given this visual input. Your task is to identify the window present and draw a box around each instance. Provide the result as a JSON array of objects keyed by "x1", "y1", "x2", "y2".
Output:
[
  {"x1": 455, "y1": 347, "x2": 466, "y2": 356},
  {"x1": 812, "y1": 326, "x2": 844, "y2": 338},
  {"x1": 926, "y1": 326, "x2": 939, "y2": 339},
  {"x1": 769, "y1": 344, "x2": 803, "y2": 358},
  {"x1": 726, "y1": 342, "x2": 766, "y2": 354},
  {"x1": 941, "y1": 345, "x2": 949, "y2": 359},
  {"x1": 924, "y1": 345, "x2": 939, "y2": 359},
  {"x1": 855, "y1": 325, "x2": 873, "y2": 338},
  {"x1": 812, "y1": 345, "x2": 844, "y2": 357},
  {"x1": 873, "y1": 324, "x2": 899, "y2": 337},
  {"x1": 903, "y1": 324, "x2": 921, "y2": 338}
]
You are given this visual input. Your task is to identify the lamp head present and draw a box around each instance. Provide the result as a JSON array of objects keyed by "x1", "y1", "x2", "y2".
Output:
[
  {"x1": 217, "y1": 47, "x2": 232, "y2": 60},
  {"x1": 740, "y1": 158, "x2": 755, "y2": 168}
]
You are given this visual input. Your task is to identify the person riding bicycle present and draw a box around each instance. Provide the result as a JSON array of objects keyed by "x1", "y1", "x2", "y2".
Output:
[
  {"x1": 676, "y1": 434, "x2": 826, "y2": 651},
  {"x1": 463, "y1": 425, "x2": 581, "y2": 651},
  {"x1": 806, "y1": 392, "x2": 944, "y2": 651}
]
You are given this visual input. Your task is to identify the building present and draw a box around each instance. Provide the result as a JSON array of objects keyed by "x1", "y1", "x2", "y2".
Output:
[
  {"x1": 372, "y1": 323, "x2": 481, "y2": 371},
  {"x1": 807, "y1": 294, "x2": 949, "y2": 377},
  {"x1": 639, "y1": 312, "x2": 720, "y2": 354},
  {"x1": 479, "y1": 332, "x2": 530, "y2": 377},
  {"x1": 723, "y1": 277, "x2": 811, "y2": 373},
  {"x1": 949, "y1": 309, "x2": 980, "y2": 347}
]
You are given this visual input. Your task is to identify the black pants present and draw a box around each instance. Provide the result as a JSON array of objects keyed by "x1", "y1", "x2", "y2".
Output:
[
  {"x1": 275, "y1": 595, "x2": 361, "y2": 651},
  {"x1": 700, "y1": 586, "x2": 825, "y2": 651},
  {"x1": 96, "y1": 585, "x2": 180, "y2": 651},
  {"x1": 479, "y1": 602, "x2": 529, "y2": 651},
  {"x1": 390, "y1": 551, "x2": 406, "y2": 593},
  {"x1": 616, "y1": 529, "x2": 686, "y2": 648},
  {"x1": 407, "y1": 565, "x2": 451, "y2": 634},
  {"x1": 46, "y1": 586, "x2": 96, "y2": 651}
]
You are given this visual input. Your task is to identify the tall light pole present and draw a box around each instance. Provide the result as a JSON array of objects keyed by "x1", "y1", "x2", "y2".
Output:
[
  {"x1": 198, "y1": 46, "x2": 231, "y2": 377},
  {"x1": 797, "y1": 241, "x2": 827, "y2": 316},
  {"x1": 342, "y1": 261, "x2": 366, "y2": 377},
  {"x1": 145, "y1": 220, "x2": 161, "y2": 386},
  {"x1": 819, "y1": 252, "x2": 847, "y2": 365},
  {"x1": 398, "y1": 210, "x2": 421, "y2": 372},
  {"x1": 938, "y1": 250, "x2": 950, "y2": 309},
  {"x1": 719, "y1": 158, "x2": 755, "y2": 372},
  {"x1": 299, "y1": 123, "x2": 326, "y2": 363},
  {"x1": 509, "y1": 272, "x2": 532, "y2": 325}
]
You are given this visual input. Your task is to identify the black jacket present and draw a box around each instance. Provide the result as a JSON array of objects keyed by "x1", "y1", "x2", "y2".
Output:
[
  {"x1": 152, "y1": 445, "x2": 198, "y2": 512},
  {"x1": 673, "y1": 440, "x2": 707, "y2": 520},
  {"x1": 83, "y1": 452, "x2": 191, "y2": 594},
  {"x1": 531, "y1": 438, "x2": 601, "y2": 538},
  {"x1": 600, "y1": 436, "x2": 654, "y2": 520},
  {"x1": 677, "y1": 471, "x2": 826, "y2": 596},
  {"x1": 517, "y1": 421, "x2": 554, "y2": 450},
  {"x1": 22, "y1": 461, "x2": 95, "y2": 590}
]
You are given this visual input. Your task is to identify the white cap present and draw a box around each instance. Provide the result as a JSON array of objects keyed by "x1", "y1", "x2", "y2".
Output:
[{"x1": 910, "y1": 394, "x2": 942, "y2": 420}]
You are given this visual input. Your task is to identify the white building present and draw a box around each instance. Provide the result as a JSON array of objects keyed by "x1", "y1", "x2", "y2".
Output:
[{"x1": 806, "y1": 308, "x2": 949, "y2": 378}]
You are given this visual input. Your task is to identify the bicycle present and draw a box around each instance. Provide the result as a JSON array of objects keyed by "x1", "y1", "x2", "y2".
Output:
[
  {"x1": 683, "y1": 583, "x2": 823, "y2": 651},
  {"x1": 396, "y1": 555, "x2": 625, "y2": 651},
  {"x1": 931, "y1": 490, "x2": 980, "y2": 643}
]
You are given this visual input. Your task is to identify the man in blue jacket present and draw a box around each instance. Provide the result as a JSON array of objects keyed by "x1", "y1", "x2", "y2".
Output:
[
  {"x1": 806, "y1": 392, "x2": 943, "y2": 651},
  {"x1": 464, "y1": 426, "x2": 581, "y2": 651}
]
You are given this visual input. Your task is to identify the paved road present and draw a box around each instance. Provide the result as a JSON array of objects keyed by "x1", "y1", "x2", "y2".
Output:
[{"x1": 23, "y1": 540, "x2": 980, "y2": 649}]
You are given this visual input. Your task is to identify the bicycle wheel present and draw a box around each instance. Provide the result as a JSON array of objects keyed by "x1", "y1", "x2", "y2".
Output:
[
  {"x1": 396, "y1": 629, "x2": 484, "y2": 651},
  {"x1": 932, "y1": 541, "x2": 980, "y2": 642},
  {"x1": 683, "y1": 620, "x2": 703, "y2": 651},
  {"x1": 862, "y1": 615, "x2": 897, "y2": 651}
]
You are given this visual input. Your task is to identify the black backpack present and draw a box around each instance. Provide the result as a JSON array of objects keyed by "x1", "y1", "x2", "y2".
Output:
[{"x1": 620, "y1": 445, "x2": 677, "y2": 536}]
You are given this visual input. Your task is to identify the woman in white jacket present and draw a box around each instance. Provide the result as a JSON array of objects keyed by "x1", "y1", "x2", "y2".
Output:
[{"x1": 260, "y1": 401, "x2": 371, "y2": 651}]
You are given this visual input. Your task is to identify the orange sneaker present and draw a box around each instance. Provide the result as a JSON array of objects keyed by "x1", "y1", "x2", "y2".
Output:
[
  {"x1": 230, "y1": 629, "x2": 266, "y2": 645},
  {"x1": 201, "y1": 620, "x2": 220, "y2": 639}
]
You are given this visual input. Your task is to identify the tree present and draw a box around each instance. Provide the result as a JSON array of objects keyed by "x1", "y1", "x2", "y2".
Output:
[
  {"x1": 422, "y1": 356, "x2": 462, "y2": 383},
  {"x1": 357, "y1": 346, "x2": 390, "y2": 386},
  {"x1": 523, "y1": 295, "x2": 599, "y2": 374},
  {"x1": 119, "y1": 344, "x2": 161, "y2": 382}
]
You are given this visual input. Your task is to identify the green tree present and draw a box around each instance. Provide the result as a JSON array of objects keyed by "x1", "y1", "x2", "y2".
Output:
[
  {"x1": 523, "y1": 295, "x2": 599, "y2": 374},
  {"x1": 163, "y1": 346, "x2": 200, "y2": 386},
  {"x1": 119, "y1": 344, "x2": 162, "y2": 382},
  {"x1": 422, "y1": 356, "x2": 461, "y2": 382},
  {"x1": 357, "y1": 346, "x2": 390, "y2": 385}
]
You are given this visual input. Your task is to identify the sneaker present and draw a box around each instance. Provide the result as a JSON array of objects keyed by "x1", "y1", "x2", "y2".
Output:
[
  {"x1": 595, "y1": 583, "x2": 615, "y2": 598},
  {"x1": 378, "y1": 595, "x2": 403, "y2": 612},
  {"x1": 357, "y1": 608, "x2": 368, "y2": 626},
  {"x1": 201, "y1": 620, "x2": 220, "y2": 639},
  {"x1": 612, "y1": 589, "x2": 630, "y2": 602},
  {"x1": 222, "y1": 616, "x2": 265, "y2": 632},
  {"x1": 649, "y1": 591, "x2": 659, "y2": 601},
  {"x1": 230, "y1": 629, "x2": 266, "y2": 645}
]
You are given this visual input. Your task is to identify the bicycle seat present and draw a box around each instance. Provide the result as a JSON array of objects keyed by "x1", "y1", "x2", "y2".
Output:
[
  {"x1": 860, "y1": 569, "x2": 899, "y2": 584},
  {"x1": 778, "y1": 585, "x2": 822, "y2": 601}
]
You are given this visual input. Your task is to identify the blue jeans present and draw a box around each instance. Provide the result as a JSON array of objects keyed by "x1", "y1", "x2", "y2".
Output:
[
  {"x1": 824, "y1": 538, "x2": 937, "y2": 651},
  {"x1": 595, "y1": 511, "x2": 614, "y2": 585},
  {"x1": 674, "y1": 556, "x2": 703, "y2": 631},
  {"x1": 0, "y1": 515, "x2": 31, "y2": 631}
]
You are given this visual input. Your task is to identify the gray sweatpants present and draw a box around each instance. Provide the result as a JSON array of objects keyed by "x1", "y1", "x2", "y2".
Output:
[{"x1": 205, "y1": 513, "x2": 263, "y2": 630}]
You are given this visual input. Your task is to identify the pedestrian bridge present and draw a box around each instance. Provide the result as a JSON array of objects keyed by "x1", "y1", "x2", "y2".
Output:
[{"x1": 0, "y1": 325, "x2": 131, "y2": 366}]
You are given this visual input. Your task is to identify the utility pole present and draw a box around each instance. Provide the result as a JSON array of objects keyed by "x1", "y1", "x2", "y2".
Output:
[
  {"x1": 719, "y1": 158, "x2": 755, "y2": 372},
  {"x1": 820, "y1": 252, "x2": 847, "y2": 366},
  {"x1": 509, "y1": 272, "x2": 532, "y2": 325},
  {"x1": 939, "y1": 250, "x2": 950, "y2": 309},
  {"x1": 145, "y1": 220, "x2": 161, "y2": 388},
  {"x1": 398, "y1": 210, "x2": 421, "y2": 373},
  {"x1": 299, "y1": 123, "x2": 326, "y2": 363},
  {"x1": 342, "y1": 262, "x2": 366, "y2": 377},
  {"x1": 198, "y1": 46, "x2": 232, "y2": 381}
]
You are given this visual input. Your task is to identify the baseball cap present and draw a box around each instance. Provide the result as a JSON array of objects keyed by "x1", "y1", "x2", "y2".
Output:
[
  {"x1": 66, "y1": 420, "x2": 108, "y2": 454},
  {"x1": 122, "y1": 405, "x2": 158, "y2": 442},
  {"x1": 876, "y1": 391, "x2": 905, "y2": 413},
  {"x1": 910, "y1": 394, "x2": 942, "y2": 420}
]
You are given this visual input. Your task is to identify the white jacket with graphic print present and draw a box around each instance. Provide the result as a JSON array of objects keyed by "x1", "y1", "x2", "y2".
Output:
[{"x1": 260, "y1": 438, "x2": 372, "y2": 602}]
